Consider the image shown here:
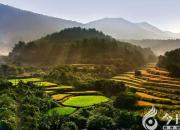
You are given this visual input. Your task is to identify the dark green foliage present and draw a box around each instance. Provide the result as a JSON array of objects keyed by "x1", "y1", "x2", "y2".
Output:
[
  {"x1": 0, "y1": 79, "x2": 12, "y2": 91},
  {"x1": 69, "y1": 114, "x2": 87, "y2": 129},
  {"x1": 44, "y1": 65, "x2": 79, "y2": 85},
  {"x1": 9, "y1": 28, "x2": 155, "y2": 68},
  {"x1": 0, "y1": 85, "x2": 17, "y2": 130},
  {"x1": 0, "y1": 80, "x2": 57, "y2": 130},
  {"x1": 43, "y1": 65, "x2": 126, "y2": 86},
  {"x1": 87, "y1": 115, "x2": 115, "y2": 130},
  {"x1": 39, "y1": 114, "x2": 64, "y2": 130},
  {"x1": 60, "y1": 122, "x2": 78, "y2": 130},
  {"x1": 90, "y1": 104, "x2": 114, "y2": 117},
  {"x1": 0, "y1": 122, "x2": 13, "y2": 130},
  {"x1": 158, "y1": 48, "x2": 180, "y2": 77},
  {"x1": 114, "y1": 110, "x2": 143, "y2": 129},
  {"x1": 113, "y1": 91, "x2": 137, "y2": 109},
  {"x1": 45, "y1": 27, "x2": 111, "y2": 41}
]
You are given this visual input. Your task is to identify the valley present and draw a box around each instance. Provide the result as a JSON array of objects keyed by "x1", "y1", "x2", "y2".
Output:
[{"x1": 6, "y1": 63, "x2": 180, "y2": 121}]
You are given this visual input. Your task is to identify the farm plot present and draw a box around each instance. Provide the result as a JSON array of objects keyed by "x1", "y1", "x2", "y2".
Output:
[
  {"x1": 46, "y1": 86, "x2": 74, "y2": 90},
  {"x1": 66, "y1": 91, "x2": 101, "y2": 96},
  {"x1": 33, "y1": 81, "x2": 57, "y2": 87},
  {"x1": 63, "y1": 96, "x2": 110, "y2": 107},
  {"x1": 52, "y1": 94, "x2": 71, "y2": 100}
]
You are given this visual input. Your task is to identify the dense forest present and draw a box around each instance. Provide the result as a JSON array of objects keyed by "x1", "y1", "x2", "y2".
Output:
[
  {"x1": 9, "y1": 27, "x2": 156, "y2": 69},
  {"x1": 158, "y1": 48, "x2": 180, "y2": 77}
]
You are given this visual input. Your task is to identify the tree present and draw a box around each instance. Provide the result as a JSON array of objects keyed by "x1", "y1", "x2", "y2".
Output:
[
  {"x1": 157, "y1": 48, "x2": 180, "y2": 77},
  {"x1": 87, "y1": 115, "x2": 115, "y2": 130},
  {"x1": 60, "y1": 122, "x2": 78, "y2": 130},
  {"x1": 114, "y1": 110, "x2": 143, "y2": 129},
  {"x1": 113, "y1": 91, "x2": 137, "y2": 109}
]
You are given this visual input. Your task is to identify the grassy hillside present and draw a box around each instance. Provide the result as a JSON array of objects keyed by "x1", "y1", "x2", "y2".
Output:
[{"x1": 9, "y1": 27, "x2": 156, "y2": 68}]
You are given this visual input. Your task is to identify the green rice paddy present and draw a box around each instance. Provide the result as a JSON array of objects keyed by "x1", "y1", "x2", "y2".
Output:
[
  {"x1": 63, "y1": 96, "x2": 110, "y2": 107},
  {"x1": 47, "y1": 107, "x2": 76, "y2": 116}
]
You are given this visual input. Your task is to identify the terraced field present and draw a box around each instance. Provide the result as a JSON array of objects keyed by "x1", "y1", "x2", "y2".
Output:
[
  {"x1": 8, "y1": 77, "x2": 110, "y2": 116},
  {"x1": 111, "y1": 64, "x2": 180, "y2": 109},
  {"x1": 8, "y1": 78, "x2": 41, "y2": 85},
  {"x1": 8, "y1": 63, "x2": 178, "y2": 116}
]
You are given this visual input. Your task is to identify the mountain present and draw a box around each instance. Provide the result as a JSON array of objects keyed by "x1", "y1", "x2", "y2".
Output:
[
  {"x1": 84, "y1": 18, "x2": 180, "y2": 40},
  {"x1": 9, "y1": 27, "x2": 156, "y2": 67},
  {"x1": 0, "y1": 4, "x2": 180, "y2": 55},
  {"x1": 0, "y1": 4, "x2": 82, "y2": 55}
]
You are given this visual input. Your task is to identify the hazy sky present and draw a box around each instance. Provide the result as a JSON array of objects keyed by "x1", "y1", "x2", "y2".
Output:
[{"x1": 0, "y1": 0, "x2": 180, "y2": 32}]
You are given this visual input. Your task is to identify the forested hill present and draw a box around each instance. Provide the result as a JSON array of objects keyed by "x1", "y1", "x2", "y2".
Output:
[
  {"x1": 9, "y1": 28, "x2": 156, "y2": 68},
  {"x1": 158, "y1": 48, "x2": 180, "y2": 77}
]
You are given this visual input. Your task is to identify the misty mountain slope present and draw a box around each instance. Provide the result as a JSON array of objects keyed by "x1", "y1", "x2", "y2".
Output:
[
  {"x1": 127, "y1": 39, "x2": 180, "y2": 55},
  {"x1": 0, "y1": 4, "x2": 82, "y2": 54},
  {"x1": 136, "y1": 22, "x2": 168, "y2": 37},
  {"x1": 84, "y1": 18, "x2": 172, "y2": 39}
]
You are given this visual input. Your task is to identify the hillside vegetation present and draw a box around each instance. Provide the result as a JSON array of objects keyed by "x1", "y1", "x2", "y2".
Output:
[{"x1": 9, "y1": 28, "x2": 156, "y2": 68}]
